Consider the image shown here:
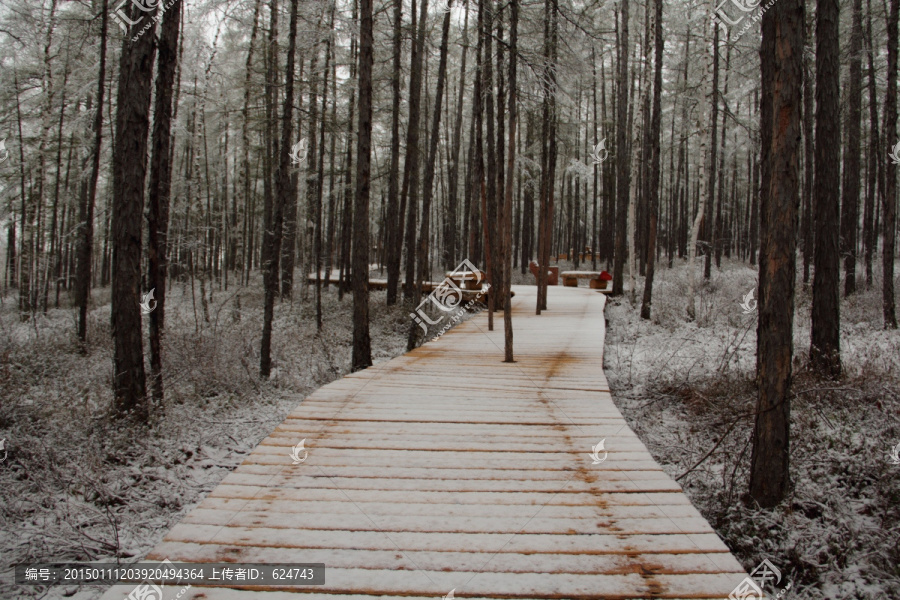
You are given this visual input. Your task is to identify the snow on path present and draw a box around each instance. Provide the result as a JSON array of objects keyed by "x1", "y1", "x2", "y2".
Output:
[{"x1": 100, "y1": 286, "x2": 748, "y2": 599}]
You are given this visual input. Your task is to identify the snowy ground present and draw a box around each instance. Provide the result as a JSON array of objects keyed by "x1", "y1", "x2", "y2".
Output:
[
  {"x1": 0, "y1": 276, "x2": 417, "y2": 600},
  {"x1": 2, "y1": 260, "x2": 897, "y2": 599},
  {"x1": 603, "y1": 258, "x2": 900, "y2": 599}
]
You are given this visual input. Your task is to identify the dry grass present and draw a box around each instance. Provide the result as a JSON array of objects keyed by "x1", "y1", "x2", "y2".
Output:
[
  {"x1": 0, "y1": 276, "x2": 412, "y2": 599},
  {"x1": 604, "y1": 258, "x2": 900, "y2": 599}
]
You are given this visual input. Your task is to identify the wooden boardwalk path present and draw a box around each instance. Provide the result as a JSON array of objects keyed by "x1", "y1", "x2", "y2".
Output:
[{"x1": 101, "y1": 286, "x2": 748, "y2": 599}]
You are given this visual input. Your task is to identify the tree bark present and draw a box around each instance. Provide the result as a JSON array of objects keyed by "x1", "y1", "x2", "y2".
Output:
[
  {"x1": 409, "y1": 5, "x2": 451, "y2": 350},
  {"x1": 261, "y1": 0, "x2": 298, "y2": 377},
  {"x1": 591, "y1": 49, "x2": 599, "y2": 272},
  {"x1": 714, "y1": 33, "x2": 731, "y2": 270},
  {"x1": 400, "y1": 0, "x2": 428, "y2": 301},
  {"x1": 810, "y1": 0, "x2": 842, "y2": 377},
  {"x1": 339, "y1": 22, "x2": 358, "y2": 300},
  {"x1": 111, "y1": 0, "x2": 157, "y2": 418},
  {"x1": 324, "y1": 53, "x2": 339, "y2": 288},
  {"x1": 640, "y1": 0, "x2": 662, "y2": 321},
  {"x1": 863, "y1": 0, "x2": 879, "y2": 288},
  {"x1": 75, "y1": 0, "x2": 109, "y2": 345},
  {"x1": 704, "y1": 25, "x2": 719, "y2": 281},
  {"x1": 384, "y1": 0, "x2": 403, "y2": 304},
  {"x1": 352, "y1": 0, "x2": 375, "y2": 370},
  {"x1": 750, "y1": 0, "x2": 803, "y2": 508},
  {"x1": 611, "y1": 0, "x2": 630, "y2": 297},
  {"x1": 841, "y1": 0, "x2": 863, "y2": 297},
  {"x1": 445, "y1": 4, "x2": 468, "y2": 270},
  {"x1": 502, "y1": 0, "x2": 518, "y2": 362},
  {"x1": 535, "y1": 0, "x2": 557, "y2": 313},
  {"x1": 883, "y1": 0, "x2": 899, "y2": 328},
  {"x1": 147, "y1": 0, "x2": 182, "y2": 405},
  {"x1": 483, "y1": 0, "x2": 497, "y2": 329},
  {"x1": 316, "y1": 8, "x2": 335, "y2": 329},
  {"x1": 237, "y1": 0, "x2": 263, "y2": 284},
  {"x1": 801, "y1": 13, "x2": 814, "y2": 283},
  {"x1": 687, "y1": 14, "x2": 712, "y2": 321}
]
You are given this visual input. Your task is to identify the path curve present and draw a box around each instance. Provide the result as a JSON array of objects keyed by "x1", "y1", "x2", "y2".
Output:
[{"x1": 101, "y1": 285, "x2": 748, "y2": 599}]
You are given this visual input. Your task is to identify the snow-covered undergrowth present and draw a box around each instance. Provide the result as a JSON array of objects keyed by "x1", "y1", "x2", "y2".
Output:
[
  {"x1": 604, "y1": 259, "x2": 900, "y2": 599},
  {"x1": 0, "y1": 278, "x2": 413, "y2": 599}
]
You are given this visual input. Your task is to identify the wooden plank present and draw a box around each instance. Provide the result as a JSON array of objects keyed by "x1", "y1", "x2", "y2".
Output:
[{"x1": 100, "y1": 285, "x2": 748, "y2": 600}]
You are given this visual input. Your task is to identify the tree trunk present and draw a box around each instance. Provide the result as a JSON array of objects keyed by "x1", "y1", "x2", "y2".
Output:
[
  {"x1": 316, "y1": 8, "x2": 335, "y2": 329},
  {"x1": 473, "y1": 0, "x2": 486, "y2": 290},
  {"x1": 384, "y1": 0, "x2": 403, "y2": 304},
  {"x1": 409, "y1": 5, "x2": 451, "y2": 350},
  {"x1": 44, "y1": 64, "x2": 70, "y2": 314},
  {"x1": 237, "y1": 0, "x2": 263, "y2": 285},
  {"x1": 627, "y1": 68, "x2": 639, "y2": 303},
  {"x1": 863, "y1": 0, "x2": 879, "y2": 288},
  {"x1": 261, "y1": 0, "x2": 298, "y2": 378},
  {"x1": 704, "y1": 25, "x2": 719, "y2": 281},
  {"x1": 400, "y1": 0, "x2": 428, "y2": 301},
  {"x1": 883, "y1": 0, "x2": 899, "y2": 328},
  {"x1": 352, "y1": 0, "x2": 375, "y2": 370},
  {"x1": 495, "y1": 7, "x2": 506, "y2": 311},
  {"x1": 286, "y1": 49, "x2": 314, "y2": 301},
  {"x1": 75, "y1": 0, "x2": 109, "y2": 345},
  {"x1": 111, "y1": 0, "x2": 157, "y2": 419},
  {"x1": 714, "y1": 33, "x2": 731, "y2": 270},
  {"x1": 324, "y1": 54, "x2": 339, "y2": 288},
  {"x1": 750, "y1": 0, "x2": 803, "y2": 509},
  {"x1": 801, "y1": 14, "x2": 814, "y2": 283},
  {"x1": 479, "y1": 0, "x2": 496, "y2": 327},
  {"x1": 262, "y1": 0, "x2": 280, "y2": 291},
  {"x1": 483, "y1": 0, "x2": 497, "y2": 329},
  {"x1": 339, "y1": 46, "x2": 358, "y2": 297},
  {"x1": 687, "y1": 15, "x2": 712, "y2": 320},
  {"x1": 445, "y1": 4, "x2": 468, "y2": 270},
  {"x1": 591, "y1": 49, "x2": 599, "y2": 272},
  {"x1": 640, "y1": 0, "x2": 662, "y2": 320},
  {"x1": 841, "y1": 0, "x2": 863, "y2": 297},
  {"x1": 522, "y1": 113, "x2": 534, "y2": 272},
  {"x1": 502, "y1": 0, "x2": 518, "y2": 362},
  {"x1": 810, "y1": 0, "x2": 842, "y2": 377},
  {"x1": 146, "y1": 0, "x2": 182, "y2": 405},
  {"x1": 536, "y1": 0, "x2": 557, "y2": 314},
  {"x1": 611, "y1": 0, "x2": 630, "y2": 297}
]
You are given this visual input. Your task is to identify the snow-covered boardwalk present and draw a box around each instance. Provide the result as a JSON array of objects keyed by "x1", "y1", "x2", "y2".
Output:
[{"x1": 101, "y1": 286, "x2": 748, "y2": 599}]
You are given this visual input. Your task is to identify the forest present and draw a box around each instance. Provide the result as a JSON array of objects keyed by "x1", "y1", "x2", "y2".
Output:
[{"x1": 0, "y1": 0, "x2": 899, "y2": 596}]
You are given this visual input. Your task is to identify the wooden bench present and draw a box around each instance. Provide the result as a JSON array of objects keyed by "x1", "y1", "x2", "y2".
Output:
[
  {"x1": 528, "y1": 261, "x2": 559, "y2": 286},
  {"x1": 445, "y1": 270, "x2": 485, "y2": 290},
  {"x1": 560, "y1": 271, "x2": 610, "y2": 289}
]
